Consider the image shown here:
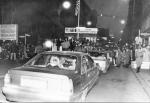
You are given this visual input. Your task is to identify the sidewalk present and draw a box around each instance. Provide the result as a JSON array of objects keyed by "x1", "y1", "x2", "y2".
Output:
[{"x1": 131, "y1": 67, "x2": 150, "y2": 97}]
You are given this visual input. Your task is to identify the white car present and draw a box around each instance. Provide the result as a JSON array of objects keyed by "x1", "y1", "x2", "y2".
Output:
[
  {"x1": 88, "y1": 51, "x2": 110, "y2": 73},
  {"x1": 2, "y1": 51, "x2": 99, "y2": 102}
]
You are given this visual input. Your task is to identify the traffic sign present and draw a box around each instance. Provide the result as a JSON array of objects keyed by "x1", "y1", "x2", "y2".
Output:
[
  {"x1": 65, "y1": 27, "x2": 76, "y2": 33},
  {"x1": 76, "y1": 27, "x2": 98, "y2": 34},
  {"x1": 65, "y1": 27, "x2": 98, "y2": 34}
]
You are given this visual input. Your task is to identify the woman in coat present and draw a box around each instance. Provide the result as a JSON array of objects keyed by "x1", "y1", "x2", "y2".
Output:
[
  {"x1": 135, "y1": 47, "x2": 143, "y2": 73},
  {"x1": 116, "y1": 48, "x2": 122, "y2": 67}
]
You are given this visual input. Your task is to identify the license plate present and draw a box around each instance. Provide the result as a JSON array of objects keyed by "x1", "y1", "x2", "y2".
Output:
[{"x1": 21, "y1": 76, "x2": 47, "y2": 89}]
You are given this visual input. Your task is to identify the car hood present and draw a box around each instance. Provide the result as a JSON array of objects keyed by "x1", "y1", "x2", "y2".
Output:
[
  {"x1": 9, "y1": 66, "x2": 80, "y2": 80},
  {"x1": 92, "y1": 57, "x2": 106, "y2": 61}
]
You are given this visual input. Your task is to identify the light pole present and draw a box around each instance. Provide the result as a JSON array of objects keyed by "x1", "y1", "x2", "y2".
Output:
[
  {"x1": 132, "y1": 0, "x2": 135, "y2": 42},
  {"x1": 19, "y1": 34, "x2": 31, "y2": 46},
  {"x1": 25, "y1": 34, "x2": 31, "y2": 46},
  {"x1": 19, "y1": 34, "x2": 31, "y2": 58},
  {"x1": 62, "y1": 0, "x2": 81, "y2": 39}
]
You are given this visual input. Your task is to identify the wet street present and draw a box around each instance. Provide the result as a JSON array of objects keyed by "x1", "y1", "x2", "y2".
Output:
[
  {"x1": 86, "y1": 66, "x2": 150, "y2": 102},
  {"x1": 0, "y1": 60, "x2": 150, "y2": 102}
]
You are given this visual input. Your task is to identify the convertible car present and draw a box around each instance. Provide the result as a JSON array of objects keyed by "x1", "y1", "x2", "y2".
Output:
[
  {"x1": 88, "y1": 51, "x2": 110, "y2": 73},
  {"x1": 2, "y1": 51, "x2": 99, "y2": 102}
]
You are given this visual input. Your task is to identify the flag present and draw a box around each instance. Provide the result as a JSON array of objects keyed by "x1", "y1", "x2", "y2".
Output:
[{"x1": 75, "y1": 0, "x2": 80, "y2": 16}]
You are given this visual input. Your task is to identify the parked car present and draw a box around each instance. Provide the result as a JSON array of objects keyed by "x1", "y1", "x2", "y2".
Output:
[
  {"x1": 2, "y1": 51, "x2": 99, "y2": 102},
  {"x1": 88, "y1": 51, "x2": 110, "y2": 73}
]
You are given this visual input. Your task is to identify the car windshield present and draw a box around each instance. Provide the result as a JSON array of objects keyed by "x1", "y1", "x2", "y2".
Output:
[
  {"x1": 26, "y1": 54, "x2": 77, "y2": 71},
  {"x1": 89, "y1": 51, "x2": 106, "y2": 57},
  {"x1": 89, "y1": 51, "x2": 101, "y2": 57}
]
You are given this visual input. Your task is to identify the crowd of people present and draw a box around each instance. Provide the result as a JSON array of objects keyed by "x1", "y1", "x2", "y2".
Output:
[
  {"x1": 113, "y1": 45, "x2": 132, "y2": 68},
  {"x1": 0, "y1": 38, "x2": 99, "y2": 62},
  {"x1": 0, "y1": 41, "x2": 35, "y2": 61},
  {"x1": 0, "y1": 37, "x2": 147, "y2": 74}
]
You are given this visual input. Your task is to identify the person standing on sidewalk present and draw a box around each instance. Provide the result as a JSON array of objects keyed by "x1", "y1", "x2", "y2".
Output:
[
  {"x1": 116, "y1": 48, "x2": 122, "y2": 67},
  {"x1": 135, "y1": 46, "x2": 143, "y2": 73},
  {"x1": 10, "y1": 41, "x2": 18, "y2": 61}
]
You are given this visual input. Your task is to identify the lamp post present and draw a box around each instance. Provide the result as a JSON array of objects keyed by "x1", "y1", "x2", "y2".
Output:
[
  {"x1": 19, "y1": 34, "x2": 31, "y2": 58},
  {"x1": 62, "y1": 0, "x2": 81, "y2": 39},
  {"x1": 19, "y1": 34, "x2": 31, "y2": 46}
]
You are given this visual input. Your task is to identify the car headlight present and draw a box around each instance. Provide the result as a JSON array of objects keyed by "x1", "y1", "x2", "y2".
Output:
[{"x1": 4, "y1": 73, "x2": 10, "y2": 85}]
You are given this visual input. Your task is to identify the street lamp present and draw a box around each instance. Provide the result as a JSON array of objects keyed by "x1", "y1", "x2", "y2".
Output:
[
  {"x1": 62, "y1": 1, "x2": 71, "y2": 10},
  {"x1": 100, "y1": 13, "x2": 103, "y2": 17},
  {"x1": 87, "y1": 21, "x2": 92, "y2": 26},
  {"x1": 19, "y1": 34, "x2": 31, "y2": 58},
  {"x1": 120, "y1": 30, "x2": 124, "y2": 34},
  {"x1": 43, "y1": 40, "x2": 53, "y2": 48},
  {"x1": 120, "y1": 19, "x2": 125, "y2": 25}
]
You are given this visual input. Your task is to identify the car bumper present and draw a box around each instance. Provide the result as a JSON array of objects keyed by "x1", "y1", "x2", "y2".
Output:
[{"x1": 2, "y1": 85, "x2": 73, "y2": 102}]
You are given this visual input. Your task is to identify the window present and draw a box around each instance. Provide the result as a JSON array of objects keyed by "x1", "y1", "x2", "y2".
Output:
[
  {"x1": 26, "y1": 54, "x2": 77, "y2": 70},
  {"x1": 89, "y1": 51, "x2": 100, "y2": 57},
  {"x1": 86, "y1": 55, "x2": 94, "y2": 69},
  {"x1": 81, "y1": 56, "x2": 88, "y2": 74},
  {"x1": 33, "y1": 54, "x2": 49, "y2": 67}
]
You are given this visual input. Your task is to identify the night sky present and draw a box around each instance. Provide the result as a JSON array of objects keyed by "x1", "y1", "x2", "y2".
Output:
[
  {"x1": 85, "y1": 0, "x2": 129, "y2": 39},
  {"x1": 0, "y1": 0, "x2": 129, "y2": 43}
]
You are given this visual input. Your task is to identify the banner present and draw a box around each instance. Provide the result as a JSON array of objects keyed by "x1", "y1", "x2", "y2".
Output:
[{"x1": 0, "y1": 24, "x2": 18, "y2": 41}]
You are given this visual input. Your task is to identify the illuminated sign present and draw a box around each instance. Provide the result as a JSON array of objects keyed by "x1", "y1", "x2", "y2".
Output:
[
  {"x1": 65, "y1": 27, "x2": 76, "y2": 33},
  {"x1": 0, "y1": 24, "x2": 18, "y2": 40},
  {"x1": 65, "y1": 27, "x2": 98, "y2": 34}
]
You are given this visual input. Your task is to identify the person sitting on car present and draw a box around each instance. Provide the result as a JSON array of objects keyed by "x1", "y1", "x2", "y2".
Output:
[{"x1": 50, "y1": 56, "x2": 60, "y2": 67}]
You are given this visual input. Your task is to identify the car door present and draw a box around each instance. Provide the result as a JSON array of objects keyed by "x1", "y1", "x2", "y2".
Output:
[
  {"x1": 86, "y1": 55, "x2": 98, "y2": 87},
  {"x1": 81, "y1": 56, "x2": 90, "y2": 91}
]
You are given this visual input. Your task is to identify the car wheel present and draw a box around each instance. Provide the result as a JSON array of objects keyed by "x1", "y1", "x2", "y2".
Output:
[
  {"x1": 79, "y1": 88, "x2": 88, "y2": 102},
  {"x1": 6, "y1": 98, "x2": 15, "y2": 102}
]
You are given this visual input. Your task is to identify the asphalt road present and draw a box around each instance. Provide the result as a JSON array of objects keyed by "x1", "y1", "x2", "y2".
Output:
[
  {"x1": 0, "y1": 60, "x2": 150, "y2": 102},
  {"x1": 0, "y1": 59, "x2": 24, "y2": 102},
  {"x1": 86, "y1": 66, "x2": 150, "y2": 102}
]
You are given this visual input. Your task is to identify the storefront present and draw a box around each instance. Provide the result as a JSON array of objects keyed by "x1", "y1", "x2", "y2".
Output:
[{"x1": 132, "y1": 33, "x2": 150, "y2": 70}]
